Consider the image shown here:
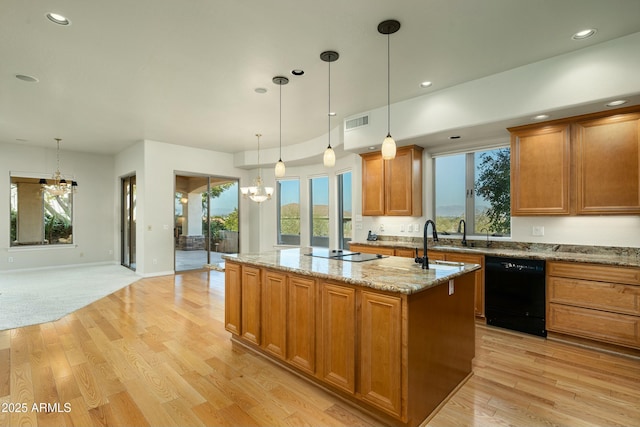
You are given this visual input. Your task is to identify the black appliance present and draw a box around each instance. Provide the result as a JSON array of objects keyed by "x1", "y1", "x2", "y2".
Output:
[
  {"x1": 304, "y1": 248, "x2": 387, "y2": 263},
  {"x1": 485, "y1": 256, "x2": 547, "y2": 337}
]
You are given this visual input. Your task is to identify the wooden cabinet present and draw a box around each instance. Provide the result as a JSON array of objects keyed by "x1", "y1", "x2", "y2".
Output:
[
  {"x1": 320, "y1": 283, "x2": 356, "y2": 394},
  {"x1": 224, "y1": 261, "x2": 242, "y2": 335},
  {"x1": 288, "y1": 275, "x2": 316, "y2": 374},
  {"x1": 547, "y1": 261, "x2": 640, "y2": 349},
  {"x1": 262, "y1": 269, "x2": 287, "y2": 358},
  {"x1": 573, "y1": 111, "x2": 640, "y2": 214},
  {"x1": 509, "y1": 106, "x2": 640, "y2": 216},
  {"x1": 361, "y1": 145, "x2": 423, "y2": 216},
  {"x1": 241, "y1": 265, "x2": 261, "y2": 345},
  {"x1": 348, "y1": 243, "x2": 395, "y2": 256},
  {"x1": 509, "y1": 123, "x2": 571, "y2": 215},
  {"x1": 360, "y1": 291, "x2": 402, "y2": 417},
  {"x1": 444, "y1": 252, "x2": 485, "y2": 318},
  {"x1": 225, "y1": 261, "x2": 477, "y2": 426}
]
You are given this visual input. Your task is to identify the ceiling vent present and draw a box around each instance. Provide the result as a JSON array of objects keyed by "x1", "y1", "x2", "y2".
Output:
[{"x1": 344, "y1": 114, "x2": 369, "y2": 132}]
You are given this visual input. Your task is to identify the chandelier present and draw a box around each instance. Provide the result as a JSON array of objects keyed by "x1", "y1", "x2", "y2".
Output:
[
  {"x1": 40, "y1": 138, "x2": 77, "y2": 196},
  {"x1": 240, "y1": 134, "x2": 274, "y2": 203}
]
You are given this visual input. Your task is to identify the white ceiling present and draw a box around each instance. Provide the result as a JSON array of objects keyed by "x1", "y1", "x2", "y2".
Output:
[{"x1": 2, "y1": 0, "x2": 640, "y2": 156}]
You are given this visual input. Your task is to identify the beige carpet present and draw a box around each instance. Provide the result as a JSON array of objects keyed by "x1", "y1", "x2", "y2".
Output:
[{"x1": 0, "y1": 264, "x2": 139, "y2": 331}]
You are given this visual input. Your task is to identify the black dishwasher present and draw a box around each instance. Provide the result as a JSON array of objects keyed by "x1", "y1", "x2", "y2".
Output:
[{"x1": 485, "y1": 256, "x2": 546, "y2": 337}]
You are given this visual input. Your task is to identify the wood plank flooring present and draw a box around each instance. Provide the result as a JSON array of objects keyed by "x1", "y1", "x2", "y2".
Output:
[{"x1": 1, "y1": 271, "x2": 639, "y2": 427}]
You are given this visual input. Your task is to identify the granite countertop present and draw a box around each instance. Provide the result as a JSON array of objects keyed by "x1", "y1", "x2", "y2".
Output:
[
  {"x1": 222, "y1": 248, "x2": 480, "y2": 295},
  {"x1": 351, "y1": 239, "x2": 640, "y2": 267}
]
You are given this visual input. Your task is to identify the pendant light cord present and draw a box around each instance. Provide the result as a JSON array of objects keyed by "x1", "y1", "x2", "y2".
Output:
[
  {"x1": 328, "y1": 58, "x2": 332, "y2": 149},
  {"x1": 387, "y1": 33, "x2": 391, "y2": 136},
  {"x1": 279, "y1": 84, "x2": 283, "y2": 162}
]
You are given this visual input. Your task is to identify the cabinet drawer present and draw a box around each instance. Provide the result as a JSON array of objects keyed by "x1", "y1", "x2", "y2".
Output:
[
  {"x1": 349, "y1": 244, "x2": 395, "y2": 256},
  {"x1": 548, "y1": 303, "x2": 640, "y2": 349},
  {"x1": 547, "y1": 261, "x2": 640, "y2": 285},
  {"x1": 548, "y1": 277, "x2": 640, "y2": 316},
  {"x1": 394, "y1": 247, "x2": 416, "y2": 258}
]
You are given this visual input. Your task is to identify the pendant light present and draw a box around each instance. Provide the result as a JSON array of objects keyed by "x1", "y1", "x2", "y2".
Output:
[
  {"x1": 240, "y1": 134, "x2": 274, "y2": 203},
  {"x1": 321, "y1": 51, "x2": 339, "y2": 168},
  {"x1": 273, "y1": 76, "x2": 289, "y2": 178},
  {"x1": 378, "y1": 19, "x2": 400, "y2": 160}
]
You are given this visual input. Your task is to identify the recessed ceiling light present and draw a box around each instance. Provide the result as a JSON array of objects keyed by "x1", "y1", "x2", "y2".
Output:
[
  {"x1": 449, "y1": 135, "x2": 461, "y2": 140},
  {"x1": 606, "y1": 99, "x2": 627, "y2": 107},
  {"x1": 572, "y1": 28, "x2": 596, "y2": 40},
  {"x1": 15, "y1": 74, "x2": 39, "y2": 83},
  {"x1": 254, "y1": 87, "x2": 267, "y2": 94},
  {"x1": 291, "y1": 69, "x2": 304, "y2": 76},
  {"x1": 328, "y1": 112, "x2": 336, "y2": 117},
  {"x1": 368, "y1": 146, "x2": 376, "y2": 150},
  {"x1": 419, "y1": 81, "x2": 433, "y2": 88},
  {"x1": 533, "y1": 114, "x2": 550, "y2": 120},
  {"x1": 46, "y1": 12, "x2": 71, "y2": 25}
]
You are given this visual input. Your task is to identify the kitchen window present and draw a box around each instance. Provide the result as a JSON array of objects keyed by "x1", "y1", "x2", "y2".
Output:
[
  {"x1": 277, "y1": 178, "x2": 300, "y2": 245},
  {"x1": 309, "y1": 176, "x2": 329, "y2": 247},
  {"x1": 435, "y1": 147, "x2": 511, "y2": 237}
]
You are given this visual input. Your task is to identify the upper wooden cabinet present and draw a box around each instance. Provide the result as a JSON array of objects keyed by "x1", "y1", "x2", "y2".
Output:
[
  {"x1": 361, "y1": 145, "x2": 423, "y2": 216},
  {"x1": 509, "y1": 106, "x2": 640, "y2": 216},
  {"x1": 510, "y1": 124, "x2": 571, "y2": 215},
  {"x1": 573, "y1": 111, "x2": 640, "y2": 214}
]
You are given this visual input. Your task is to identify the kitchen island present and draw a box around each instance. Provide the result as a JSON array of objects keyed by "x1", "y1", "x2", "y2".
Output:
[{"x1": 223, "y1": 248, "x2": 480, "y2": 426}]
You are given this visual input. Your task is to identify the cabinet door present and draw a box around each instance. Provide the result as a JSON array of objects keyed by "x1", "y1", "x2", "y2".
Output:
[
  {"x1": 510, "y1": 124, "x2": 571, "y2": 215},
  {"x1": 241, "y1": 266, "x2": 261, "y2": 345},
  {"x1": 288, "y1": 276, "x2": 316, "y2": 374},
  {"x1": 574, "y1": 112, "x2": 640, "y2": 214},
  {"x1": 320, "y1": 283, "x2": 356, "y2": 394},
  {"x1": 385, "y1": 146, "x2": 422, "y2": 216},
  {"x1": 224, "y1": 262, "x2": 242, "y2": 335},
  {"x1": 262, "y1": 270, "x2": 287, "y2": 358},
  {"x1": 361, "y1": 153, "x2": 385, "y2": 216},
  {"x1": 349, "y1": 244, "x2": 395, "y2": 256},
  {"x1": 360, "y1": 291, "x2": 402, "y2": 416}
]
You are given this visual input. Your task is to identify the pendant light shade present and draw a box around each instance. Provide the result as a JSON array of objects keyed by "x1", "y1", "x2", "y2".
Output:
[
  {"x1": 323, "y1": 146, "x2": 336, "y2": 167},
  {"x1": 378, "y1": 19, "x2": 400, "y2": 160},
  {"x1": 273, "y1": 76, "x2": 289, "y2": 178},
  {"x1": 321, "y1": 50, "x2": 339, "y2": 168}
]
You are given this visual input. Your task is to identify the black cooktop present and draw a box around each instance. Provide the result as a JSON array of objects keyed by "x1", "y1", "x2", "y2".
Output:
[{"x1": 304, "y1": 248, "x2": 387, "y2": 262}]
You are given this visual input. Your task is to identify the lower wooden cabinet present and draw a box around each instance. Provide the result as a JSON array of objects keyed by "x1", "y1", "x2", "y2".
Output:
[
  {"x1": 240, "y1": 266, "x2": 261, "y2": 345},
  {"x1": 320, "y1": 283, "x2": 356, "y2": 394},
  {"x1": 262, "y1": 269, "x2": 287, "y2": 358},
  {"x1": 287, "y1": 275, "x2": 316, "y2": 374},
  {"x1": 225, "y1": 260, "x2": 476, "y2": 425},
  {"x1": 360, "y1": 291, "x2": 402, "y2": 416},
  {"x1": 349, "y1": 243, "x2": 395, "y2": 256},
  {"x1": 224, "y1": 261, "x2": 242, "y2": 335},
  {"x1": 547, "y1": 261, "x2": 640, "y2": 349}
]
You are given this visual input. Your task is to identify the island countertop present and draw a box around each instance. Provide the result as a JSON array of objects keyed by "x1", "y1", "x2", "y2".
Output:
[{"x1": 222, "y1": 247, "x2": 480, "y2": 295}]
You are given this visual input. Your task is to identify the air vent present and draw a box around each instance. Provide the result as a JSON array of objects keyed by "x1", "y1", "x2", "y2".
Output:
[{"x1": 345, "y1": 114, "x2": 369, "y2": 132}]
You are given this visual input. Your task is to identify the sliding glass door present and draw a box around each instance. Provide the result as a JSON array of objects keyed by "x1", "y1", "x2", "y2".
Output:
[
  {"x1": 121, "y1": 175, "x2": 136, "y2": 270},
  {"x1": 174, "y1": 174, "x2": 239, "y2": 271}
]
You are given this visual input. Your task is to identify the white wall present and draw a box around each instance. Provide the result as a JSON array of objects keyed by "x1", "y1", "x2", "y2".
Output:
[
  {"x1": 1, "y1": 142, "x2": 116, "y2": 271},
  {"x1": 119, "y1": 140, "x2": 250, "y2": 276}
]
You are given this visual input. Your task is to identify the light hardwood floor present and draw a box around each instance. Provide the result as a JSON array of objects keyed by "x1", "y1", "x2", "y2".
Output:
[{"x1": 1, "y1": 271, "x2": 639, "y2": 427}]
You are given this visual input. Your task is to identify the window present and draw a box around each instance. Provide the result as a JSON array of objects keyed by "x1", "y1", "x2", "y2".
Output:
[
  {"x1": 310, "y1": 176, "x2": 329, "y2": 247},
  {"x1": 10, "y1": 176, "x2": 74, "y2": 246},
  {"x1": 337, "y1": 171, "x2": 352, "y2": 249},
  {"x1": 435, "y1": 147, "x2": 511, "y2": 236},
  {"x1": 277, "y1": 179, "x2": 300, "y2": 245}
]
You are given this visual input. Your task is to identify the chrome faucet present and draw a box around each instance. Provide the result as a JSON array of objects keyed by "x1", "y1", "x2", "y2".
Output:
[
  {"x1": 416, "y1": 219, "x2": 438, "y2": 269},
  {"x1": 457, "y1": 219, "x2": 467, "y2": 246}
]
